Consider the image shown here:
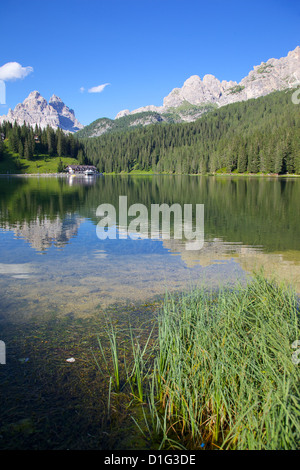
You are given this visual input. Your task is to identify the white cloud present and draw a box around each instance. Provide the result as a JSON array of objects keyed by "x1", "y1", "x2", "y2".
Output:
[
  {"x1": 0, "y1": 62, "x2": 33, "y2": 81},
  {"x1": 79, "y1": 86, "x2": 85, "y2": 93},
  {"x1": 88, "y1": 83, "x2": 110, "y2": 93}
]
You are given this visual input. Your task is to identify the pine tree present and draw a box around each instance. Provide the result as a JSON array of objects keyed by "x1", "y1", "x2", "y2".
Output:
[
  {"x1": 77, "y1": 148, "x2": 85, "y2": 164},
  {"x1": 47, "y1": 126, "x2": 55, "y2": 155},
  {"x1": 18, "y1": 140, "x2": 24, "y2": 158},
  {"x1": 57, "y1": 159, "x2": 64, "y2": 173},
  {"x1": 0, "y1": 140, "x2": 4, "y2": 160},
  {"x1": 29, "y1": 132, "x2": 35, "y2": 158},
  {"x1": 237, "y1": 147, "x2": 248, "y2": 173},
  {"x1": 24, "y1": 139, "x2": 30, "y2": 160},
  {"x1": 10, "y1": 129, "x2": 19, "y2": 153},
  {"x1": 57, "y1": 129, "x2": 62, "y2": 157}
]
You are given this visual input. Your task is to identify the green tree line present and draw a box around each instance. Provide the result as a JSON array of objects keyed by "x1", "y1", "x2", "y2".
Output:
[
  {"x1": 0, "y1": 121, "x2": 86, "y2": 164},
  {"x1": 79, "y1": 89, "x2": 300, "y2": 175}
]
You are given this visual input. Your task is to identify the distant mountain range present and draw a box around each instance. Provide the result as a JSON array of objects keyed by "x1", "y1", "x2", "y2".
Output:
[
  {"x1": 117, "y1": 46, "x2": 300, "y2": 115},
  {"x1": 75, "y1": 102, "x2": 217, "y2": 138},
  {"x1": 0, "y1": 91, "x2": 84, "y2": 133},
  {"x1": 77, "y1": 45, "x2": 300, "y2": 138},
  {"x1": 1, "y1": 46, "x2": 299, "y2": 137}
]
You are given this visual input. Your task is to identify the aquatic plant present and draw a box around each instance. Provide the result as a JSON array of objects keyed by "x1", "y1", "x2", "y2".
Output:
[{"x1": 95, "y1": 273, "x2": 300, "y2": 450}]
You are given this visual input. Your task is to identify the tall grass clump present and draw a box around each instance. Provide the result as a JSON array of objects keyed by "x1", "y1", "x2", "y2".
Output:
[{"x1": 96, "y1": 274, "x2": 300, "y2": 450}]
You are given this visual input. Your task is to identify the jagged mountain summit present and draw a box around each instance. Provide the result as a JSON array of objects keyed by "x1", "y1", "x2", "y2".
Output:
[
  {"x1": 77, "y1": 46, "x2": 300, "y2": 139},
  {"x1": 116, "y1": 46, "x2": 300, "y2": 117},
  {"x1": 0, "y1": 91, "x2": 84, "y2": 133}
]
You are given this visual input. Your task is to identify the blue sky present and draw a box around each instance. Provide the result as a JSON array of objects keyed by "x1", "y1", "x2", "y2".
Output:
[{"x1": 0, "y1": 0, "x2": 299, "y2": 125}]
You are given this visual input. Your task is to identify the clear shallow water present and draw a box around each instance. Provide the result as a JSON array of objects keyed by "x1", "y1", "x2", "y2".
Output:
[
  {"x1": 0, "y1": 212, "x2": 244, "y2": 321},
  {"x1": 0, "y1": 174, "x2": 300, "y2": 321}
]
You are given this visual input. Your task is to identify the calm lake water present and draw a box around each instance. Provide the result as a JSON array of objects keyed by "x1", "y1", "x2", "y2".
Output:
[
  {"x1": 0, "y1": 174, "x2": 299, "y2": 449},
  {"x1": 0, "y1": 174, "x2": 299, "y2": 320}
]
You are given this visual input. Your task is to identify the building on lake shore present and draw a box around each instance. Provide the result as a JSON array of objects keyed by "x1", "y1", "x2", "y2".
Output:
[{"x1": 65, "y1": 165, "x2": 98, "y2": 175}]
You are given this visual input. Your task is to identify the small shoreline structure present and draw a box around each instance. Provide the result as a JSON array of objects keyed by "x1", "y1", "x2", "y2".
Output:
[
  {"x1": 65, "y1": 164, "x2": 99, "y2": 175},
  {"x1": 0, "y1": 165, "x2": 102, "y2": 177}
]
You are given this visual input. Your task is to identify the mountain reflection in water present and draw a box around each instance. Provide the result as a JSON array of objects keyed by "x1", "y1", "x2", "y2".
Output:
[{"x1": 0, "y1": 174, "x2": 299, "y2": 320}]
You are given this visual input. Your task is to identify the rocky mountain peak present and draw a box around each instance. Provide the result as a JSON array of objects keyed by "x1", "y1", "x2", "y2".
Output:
[
  {"x1": 288, "y1": 45, "x2": 300, "y2": 58},
  {"x1": 116, "y1": 46, "x2": 300, "y2": 119},
  {"x1": 49, "y1": 94, "x2": 63, "y2": 103},
  {"x1": 23, "y1": 90, "x2": 48, "y2": 107},
  {"x1": 26, "y1": 90, "x2": 42, "y2": 100},
  {"x1": 0, "y1": 91, "x2": 84, "y2": 133},
  {"x1": 184, "y1": 75, "x2": 202, "y2": 86},
  {"x1": 115, "y1": 109, "x2": 130, "y2": 119},
  {"x1": 48, "y1": 94, "x2": 73, "y2": 117}
]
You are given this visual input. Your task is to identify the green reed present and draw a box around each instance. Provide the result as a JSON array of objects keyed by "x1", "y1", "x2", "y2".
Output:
[
  {"x1": 93, "y1": 321, "x2": 121, "y2": 393},
  {"x1": 95, "y1": 273, "x2": 300, "y2": 450}
]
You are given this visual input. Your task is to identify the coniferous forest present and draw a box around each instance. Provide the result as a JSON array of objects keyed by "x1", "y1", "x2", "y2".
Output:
[
  {"x1": 0, "y1": 121, "x2": 86, "y2": 165},
  {"x1": 0, "y1": 89, "x2": 299, "y2": 175},
  {"x1": 80, "y1": 89, "x2": 300, "y2": 175}
]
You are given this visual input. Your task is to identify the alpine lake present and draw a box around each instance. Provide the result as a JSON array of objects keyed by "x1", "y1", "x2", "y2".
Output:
[{"x1": 0, "y1": 174, "x2": 299, "y2": 449}]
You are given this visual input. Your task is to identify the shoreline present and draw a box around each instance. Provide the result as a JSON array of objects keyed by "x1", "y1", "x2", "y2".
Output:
[
  {"x1": 0, "y1": 173, "x2": 70, "y2": 177},
  {"x1": 1, "y1": 172, "x2": 300, "y2": 178}
]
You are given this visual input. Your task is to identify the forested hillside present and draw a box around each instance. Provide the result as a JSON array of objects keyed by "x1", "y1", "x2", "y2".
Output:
[
  {"x1": 0, "y1": 121, "x2": 86, "y2": 172},
  {"x1": 80, "y1": 89, "x2": 300, "y2": 175},
  {"x1": 75, "y1": 103, "x2": 216, "y2": 139}
]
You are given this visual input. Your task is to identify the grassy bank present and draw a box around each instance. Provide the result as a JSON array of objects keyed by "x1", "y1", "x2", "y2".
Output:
[
  {"x1": 0, "y1": 141, "x2": 78, "y2": 174},
  {"x1": 97, "y1": 273, "x2": 300, "y2": 450}
]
